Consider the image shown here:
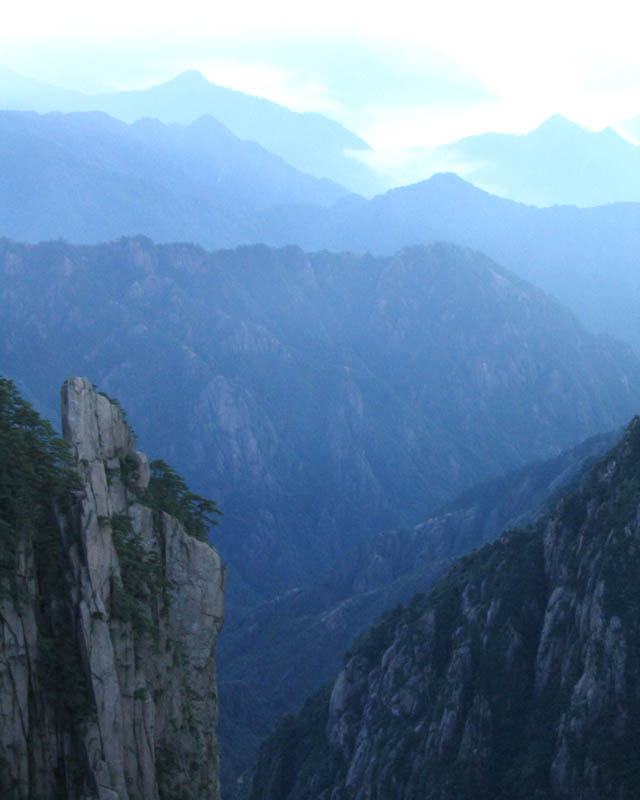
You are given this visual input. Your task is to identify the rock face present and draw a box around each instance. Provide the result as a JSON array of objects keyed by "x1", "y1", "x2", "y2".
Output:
[
  {"x1": 0, "y1": 377, "x2": 225, "y2": 800},
  {"x1": 251, "y1": 417, "x2": 640, "y2": 800}
]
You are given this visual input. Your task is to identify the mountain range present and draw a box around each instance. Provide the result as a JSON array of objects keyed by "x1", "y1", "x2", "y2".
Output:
[
  {"x1": 427, "y1": 114, "x2": 640, "y2": 206},
  {"x1": 620, "y1": 113, "x2": 640, "y2": 143},
  {"x1": 256, "y1": 173, "x2": 640, "y2": 352},
  {"x1": 3, "y1": 109, "x2": 640, "y2": 353},
  {"x1": 0, "y1": 66, "x2": 382, "y2": 196},
  {"x1": 5, "y1": 66, "x2": 640, "y2": 207},
  {"x1": 3, "y1": 236, "x2": 638, "y2": 606},
  {"x1": 0, "y1": 109, "x2": 348, "y2": 244}
]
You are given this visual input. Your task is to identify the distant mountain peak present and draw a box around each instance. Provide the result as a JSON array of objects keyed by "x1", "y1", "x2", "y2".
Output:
[
  {"x1": 432, "y1": 111, "x2": 640, "y2": 207},
  {"x1": 532, "y1": 113, "x2": 583, "y2": 134},
  {"x1": 401, "y1": 171, "x2": 487, "y2": 199},
  {"x1": 427, "y1": 171, "x2": 472, "y2": 186},
  {"x1": 530, "y1": 114, "x2": 629, "y2": 146},
  {"x1": 0, "y1": 64, "x2": 382, "y2": 196},
  {"x1": 168, "y1": 69, "x2": 210, "y2": 88}
]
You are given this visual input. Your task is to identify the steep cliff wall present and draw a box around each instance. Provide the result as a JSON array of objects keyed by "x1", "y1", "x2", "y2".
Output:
[
  {"x1": 251, "y1": 418, "x2": 640, "y2": 800},
  {"x1": 0, "y1": 377, "x2": 225, "y2": 800}
]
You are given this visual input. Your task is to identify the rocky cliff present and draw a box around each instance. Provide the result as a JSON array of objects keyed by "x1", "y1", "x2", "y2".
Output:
[
  {"x1": 251, "y1": 417, "x2": 640, "y2": 799},
  {"x1": 0, "y1": 377, "x2": 225, "y2": 799}
]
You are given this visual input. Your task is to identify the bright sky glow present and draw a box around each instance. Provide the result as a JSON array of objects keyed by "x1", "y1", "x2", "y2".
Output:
[{"x1": 3, "y1": 0, "x2": 640, "y2": 151}]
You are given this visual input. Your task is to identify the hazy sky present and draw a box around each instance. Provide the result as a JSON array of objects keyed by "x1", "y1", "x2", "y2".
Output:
[{"x1": 2, "y1": 0, "x2": 640, "y2": 150}]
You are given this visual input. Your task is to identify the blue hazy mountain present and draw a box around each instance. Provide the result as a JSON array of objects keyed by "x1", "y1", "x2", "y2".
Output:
[
  {"x1": 2, "y1": 110, "x2": 640, "y2": 353},
  {"x1": 256, "y1": 172, "x2": 640, "y2": 352},
  {"x1": 429, "y1": 114, "x2": 640, "y2": 206},
  {"x1": 0, "y1": 64, "x2": 87, "y2": 111},
  {"x1": 0, "y1": 66, "x2": 383, "y2": 196},
  {"x1": 3, "y1": 237, "x2": 639, "y2": 606},
  {"x1": 0, "y1": 109, "x2": 348, "y2": 243},
  {"x1": 3, "y1": 112, "x2": 640, "y2": 352}
]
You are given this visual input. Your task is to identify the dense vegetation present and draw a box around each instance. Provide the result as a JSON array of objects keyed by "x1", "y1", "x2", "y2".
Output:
[
  {"x1": 143, "y1": 459, "x2": 221, "y2": 542},
  {"x1": 0, "y1": 378, "x2": 92, "y2": 759},
  {"x1": 0, "y1": 377, "x2": 73, "y2": 579}
]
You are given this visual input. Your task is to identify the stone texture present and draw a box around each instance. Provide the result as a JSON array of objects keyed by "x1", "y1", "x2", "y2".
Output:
[{"x1": 0, "y1": 378, "x2": 225, "y2": 800}]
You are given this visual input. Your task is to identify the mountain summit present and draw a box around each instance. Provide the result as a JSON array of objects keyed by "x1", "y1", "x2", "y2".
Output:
[
  {"x1": 431, "y1": 113, "x2": 640, "y2": 206},
  {"x1": 0, "y1": 64, "x2": 382, "y2": 195},
  {"x1": 168, "y1": 69, "x2": 212, "y2": 87}
]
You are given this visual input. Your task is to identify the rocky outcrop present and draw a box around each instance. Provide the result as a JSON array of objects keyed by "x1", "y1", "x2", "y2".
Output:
[
  {"x1": 0, "y1": 377, "x2": 225, "y2": 799},
  {"x1": 251, "y1": 417, "x2": 640, "y2": 800}
]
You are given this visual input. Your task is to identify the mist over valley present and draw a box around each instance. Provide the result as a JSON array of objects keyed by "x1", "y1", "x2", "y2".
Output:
[{"x1": 2, "y1": 19, "x2": 640, "y2": 798}]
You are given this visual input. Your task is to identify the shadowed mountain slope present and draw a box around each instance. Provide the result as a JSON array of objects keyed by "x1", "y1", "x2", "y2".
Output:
[
  {"x1": 251, "y1": 416, "x2": 640, "y2": 800},
  {"x1": 218, "y1": 428, "x2": 619, "y2": 795}
]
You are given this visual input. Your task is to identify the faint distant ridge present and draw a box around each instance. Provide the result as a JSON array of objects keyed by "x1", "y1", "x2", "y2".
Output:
[
  {"x1": 0, "y1": 65, "x2": 383, "y2": 196},
  {"x1": 0, "y1": 108, "x2": 348, "y2": 244},
  {"x1": 256, "y1": 170, "x2": 640, "y2": 351},
  {"x1": 0, "y1": 64, "x2": 86, "y2": 110},
  {"x1": 432, "y1": 113, "x2": 640, "y2": 206}
]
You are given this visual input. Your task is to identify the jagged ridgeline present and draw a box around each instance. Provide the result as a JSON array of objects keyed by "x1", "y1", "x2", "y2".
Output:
[
  {"x1": 251, "y1": 417, "x2": 640, "y2": 800},
  {"x1": 0, "y1": 376, "x2": 225, "y2": 800}
]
